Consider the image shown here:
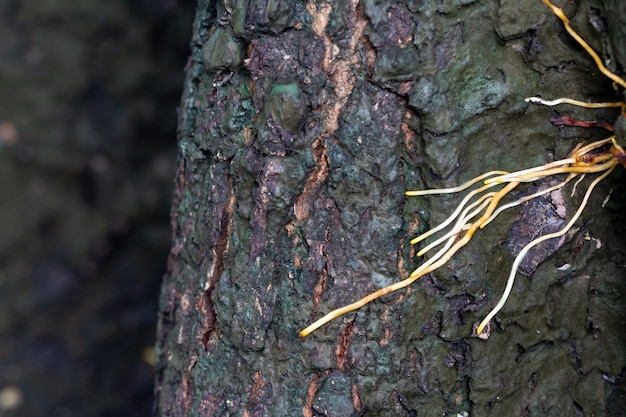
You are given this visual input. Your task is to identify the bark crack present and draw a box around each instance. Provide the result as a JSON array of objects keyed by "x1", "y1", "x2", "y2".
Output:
[
  {"x1": 302, "y1": 375, "x2": 321, "y2": 417},
  {"x1": 200, "y1": 172, "x2": 235, "y2": 348},
  {"x1": 294, "y1": 137, "x2": 329, "y2": 221},
  {"x1": 335, "y1": 318, "x2": 354, "y2": 370}
]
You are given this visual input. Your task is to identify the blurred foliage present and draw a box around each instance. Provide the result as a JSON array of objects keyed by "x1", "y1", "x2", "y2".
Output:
[{"x1": 0, "y1": 1, "x2": 193, "y2": 416}]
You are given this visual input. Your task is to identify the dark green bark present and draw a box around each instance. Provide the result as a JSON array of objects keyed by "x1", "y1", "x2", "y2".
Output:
[{"x1": 155, "y1": 0, "x2": 626, "y2": 415}]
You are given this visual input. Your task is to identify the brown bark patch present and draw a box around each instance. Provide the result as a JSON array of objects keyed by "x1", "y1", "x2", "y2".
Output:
[
  {"x1": 335, "y1": 319, "x2": 354, "y2": 370},
  {"x1": 294, "y1": 137, "x2": 329, "y2": 222},
  {"x1": 302, "y1": 375, "x2": 320, "y2": 417},
  {"x1": 199, "y1": 173, "x2": 235, "y2": 348}
]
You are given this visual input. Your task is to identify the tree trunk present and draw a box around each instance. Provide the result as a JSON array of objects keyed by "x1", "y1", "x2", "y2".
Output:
[{"x1": 155, "y1": 0, "x2": 626, "y2": 415}]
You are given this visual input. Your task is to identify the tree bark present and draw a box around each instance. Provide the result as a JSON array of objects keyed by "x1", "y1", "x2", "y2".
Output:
[{"x1": 155, "y1": 0, "x2": 626, "y2": 415}]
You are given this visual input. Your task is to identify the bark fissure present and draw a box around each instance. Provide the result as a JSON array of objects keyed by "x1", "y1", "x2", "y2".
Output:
[
  {"x1": 294, "y1": 137, "x2": 329, "y2": 222},
  {"x1": 335, "y1": 318, "x2": 355, "y2": 370},
  {"x1": 302, "y1": 375, "x2": 321, "y2": 417},
  {"x1": 200, "y1": 171, "x2": 235, "y2": 347}
]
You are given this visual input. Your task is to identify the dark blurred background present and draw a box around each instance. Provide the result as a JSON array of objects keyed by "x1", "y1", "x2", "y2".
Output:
[{"x1": 0, "y1": 1, "x2": 194, "y2": 416}]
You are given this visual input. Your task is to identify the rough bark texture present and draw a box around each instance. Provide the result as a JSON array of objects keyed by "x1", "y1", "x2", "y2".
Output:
[{"x1": 155, "y1": 0, "x2": 626, "y2": 415}]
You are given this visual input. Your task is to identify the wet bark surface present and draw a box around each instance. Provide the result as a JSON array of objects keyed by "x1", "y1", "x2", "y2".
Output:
[
  {"x1": 0, "y1": 1, "x2": 193, "y2": 416},
  {"x1": 156, "y1": 0, "x2": 626, "y2": 415}
]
